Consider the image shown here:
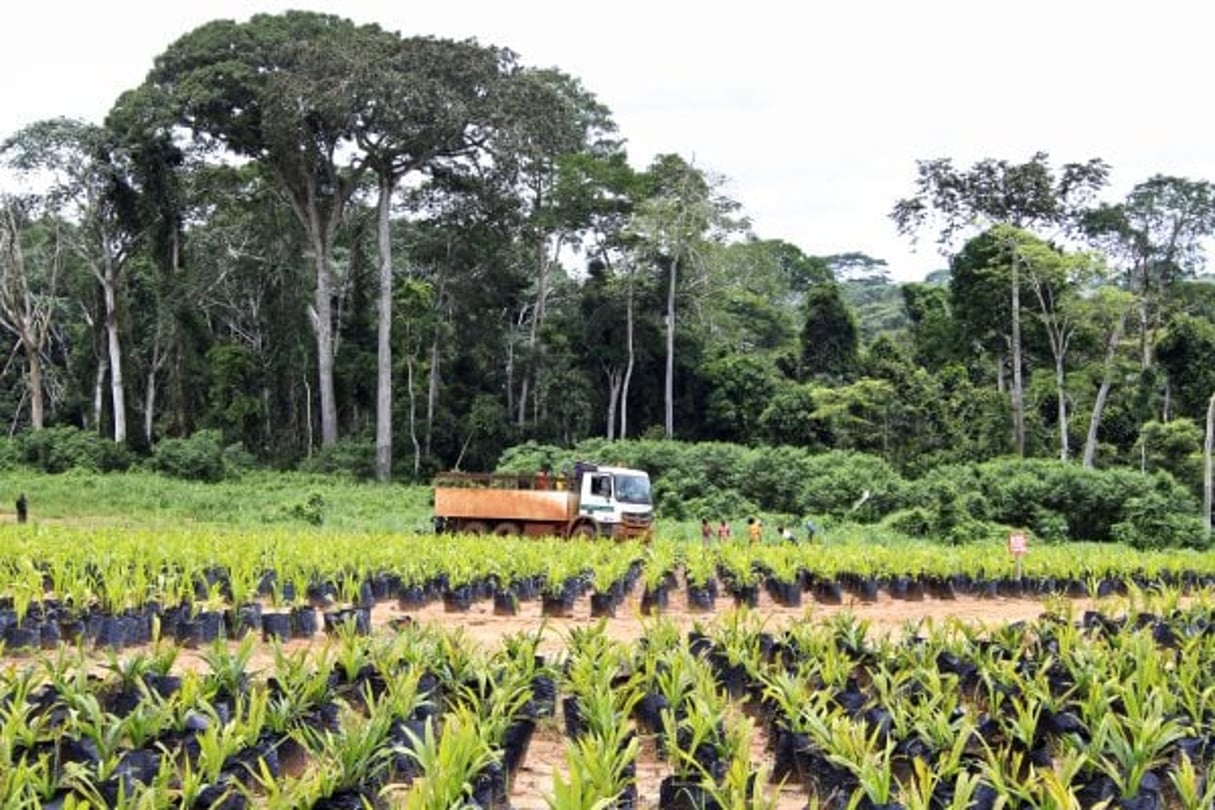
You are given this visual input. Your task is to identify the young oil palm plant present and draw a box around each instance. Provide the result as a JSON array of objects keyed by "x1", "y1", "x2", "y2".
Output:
[{"x1": 396, "y1": 705, "x2": 497, "y2": 810}]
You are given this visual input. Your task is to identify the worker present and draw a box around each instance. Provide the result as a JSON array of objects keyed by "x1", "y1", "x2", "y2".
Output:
[
  {"x1": 700, "y1": 517, "x2": 713, "y2": 545},
  {"x1": 778, "y1": 525, "x2": 796, "y2": 543},
  {"x1": 535, "y1": 469, "x2": 550, "y2": 490},
  {"x1": 15, "y1": 493, "x2": 28, "y2": 524},
  {"x1": 717, "y1": 519, "x2": 731, "y2": 541},
  {"x1": 747, "y1": 517, "x2": 762, "y2": 544}
]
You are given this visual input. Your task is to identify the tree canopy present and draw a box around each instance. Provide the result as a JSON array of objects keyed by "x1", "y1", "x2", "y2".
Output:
[{"x1": 0, "y1": 9, "x2": 1213, "y2": 540}]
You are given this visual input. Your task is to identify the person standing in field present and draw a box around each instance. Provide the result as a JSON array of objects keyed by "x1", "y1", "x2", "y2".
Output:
[
  {"x1": 717, "y1": 519, "x2": 731, "y2": 541},
  {"x1": 747, "y1": 517, "x2": 762, "y2": 544},
  {"x1": 700, "y1": 517, "x2": 713, "y2": 545}
]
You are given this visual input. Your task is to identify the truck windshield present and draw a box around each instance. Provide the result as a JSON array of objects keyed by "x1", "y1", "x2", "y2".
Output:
[{"x1": 613, "y1": 474, "x2": 651, "y2": 505}]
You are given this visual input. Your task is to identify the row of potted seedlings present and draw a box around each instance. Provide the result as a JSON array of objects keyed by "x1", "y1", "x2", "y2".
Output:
[
  {"x1": 4, "y1": 582, "x2": 1215, "y2": 807},
  {"x1": 8, "y1": 526, "x2": 1215, "y2": 655},
  {"x1": 0, "y1": 621, "x2": 563, "y2": 808}
]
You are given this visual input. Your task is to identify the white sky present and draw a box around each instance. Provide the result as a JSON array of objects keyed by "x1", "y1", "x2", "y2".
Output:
[{"x1": 3, "y1": 0, "x2": 1212, "y2": 281}]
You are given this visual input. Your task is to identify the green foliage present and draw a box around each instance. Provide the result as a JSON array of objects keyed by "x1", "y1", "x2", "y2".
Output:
[
  {"x1": 204, "y1": 343, "x2": 267, "y2": 450},
  {"x1": 1112, "y1": 491, "x2": 1207, "y2": 550},
  {"x1": 799, "y1": 282, "x2": 859, "y2": 379},
  {"x1": 912, "y1": 458, "x2": 1198, "y2": 545},
  {"x1": 0, "y1": 438, "x2": 20, "y2": 470},
  {"x1": 277, "y1": 491, "x2": 326, "y2": 526},
  {"x1": 701, "y1": 353, "x2": 779, "y2": 444},
  {"x1": 882, "y1": 507, "x2": 935, "y2": 538},
  {"x1": 17, "y1": 426, "x2": 135, "y2": 474},
  {"x1": 149, "y1": 429, "x2": 229, "y2": 482},
  {"x1": 1135, "y1": 418, "x2": 1203, "y2": 493},
  {"x1": 1154, "y1": 314, "x2": 1215, "y2": 422},
  {"x1": 298, "y1": 437, "x2": 376, "y2": 479},
  {"x1": 758, "y1": 382, "x2": 824, "y2": 449}
]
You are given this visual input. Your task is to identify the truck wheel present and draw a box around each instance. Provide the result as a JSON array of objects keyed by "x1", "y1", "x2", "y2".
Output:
[
  {"x1": 493, "y1": 522, "x2": 521, "y2": 536},
  {"x1": 462, "y1": 521, "x2": 489, "y2": 536},
  {"x1": 570, "y1": 523, "x2": 596, "y2": 540}
]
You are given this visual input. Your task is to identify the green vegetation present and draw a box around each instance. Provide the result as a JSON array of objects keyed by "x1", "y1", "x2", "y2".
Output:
[
  {"x1": 1, "y1": 10, "x2": 1213, "y2": 507},
  {"x1": 1, "y1": 434, "x2": 1208, "y2": 550},
  {"x1": 0, "y1": 469, "x2": 433, "y2": 532}
]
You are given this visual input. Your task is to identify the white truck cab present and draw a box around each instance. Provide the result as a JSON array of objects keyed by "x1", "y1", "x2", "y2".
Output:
[{"x1": 575, "y1": 464, "x2": 654, "y2": 538}]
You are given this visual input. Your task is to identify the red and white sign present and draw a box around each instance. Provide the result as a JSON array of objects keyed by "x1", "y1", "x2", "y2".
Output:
[{"x1": 1007, "y1": 531, "x2": 1028, "y2": 556}]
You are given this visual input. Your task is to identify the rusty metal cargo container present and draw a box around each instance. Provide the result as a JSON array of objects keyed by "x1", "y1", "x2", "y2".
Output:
[{"x1": 433, "y1": 487, "x2": 576, "y2": 524}]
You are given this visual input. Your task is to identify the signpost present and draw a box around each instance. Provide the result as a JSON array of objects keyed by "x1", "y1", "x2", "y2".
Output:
[{"x1": 1007, "y1": 531, "x2": 1028, "y2": 580}]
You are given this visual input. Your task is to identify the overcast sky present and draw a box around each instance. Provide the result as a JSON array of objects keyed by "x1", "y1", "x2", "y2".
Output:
[{"x1": 2, "y1": 1, "x2": 1211, "y2": 280}]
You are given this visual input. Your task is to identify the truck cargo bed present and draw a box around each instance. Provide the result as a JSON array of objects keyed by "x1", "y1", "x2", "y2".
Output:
[{"x1": 434, "y1": 487, "x2": 575, "y2": 522}]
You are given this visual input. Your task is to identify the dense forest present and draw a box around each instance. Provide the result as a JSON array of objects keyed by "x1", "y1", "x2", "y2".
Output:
[{"x1": 1, "y1": 10, "x2": 1214, "y2": 510}]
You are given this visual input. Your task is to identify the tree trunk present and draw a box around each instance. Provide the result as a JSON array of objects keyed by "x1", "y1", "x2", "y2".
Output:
[
  {"x1": 1138, "y1": 293, "x2": 1152, "y2": 369},
  {"x1": 374, "y1": 175, "x2": 394, "y2": 482},
  {"x1": 25, "y1": 339, "x2": 43, "y2": 430},
  {"x1": 308, "y1": 231, "x2": 338, "y2": 448},
  {"x1": 92, "y1": 352, "x2": 108, "y2": 434},
  {"x1": 144, "y1": 366, "x2": 157, "y2": 445},
  {"x1": 1083, "y1": 309, "x2": 1127, "y2": 469},
  {"x1": 143, "y1": 329, "x2": 169, "y2": 445},
  {"x1": 620, "y1": 265, "x2": 636, "y2": 440},
  {"x1": 102, "y1": 254, "x2": 126, "y2": 444},
  {"x1": 604, "y1": 367, "x2": 622, "y2": 440},
  {"x1": 664, "y1": 256, "x2": 678, "y2": 439},
  {"x1": 1204, "y1": 391, "x2": 1213, "y2": 544},
  {"x1": 518, "y1": 233, "x2": 563, "y2": 428},
  {"x1": 1010, "y1": 253, "x2": 1025, "y2": 456},
  {"x1": 426, "y1": 326, "x2": 440, "y2": 458},
  {"x1": 144, "y1": 338, "x2": 158, "y2": 445},
  {"x1": 406, "y1": 354, "x2": 420, "y2": 478},
  {"x1": 1055, "y1": 352, "x2": 1068, "y2": 461}
]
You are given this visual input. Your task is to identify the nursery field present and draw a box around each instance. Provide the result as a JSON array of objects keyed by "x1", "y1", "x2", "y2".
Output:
[{"x1": 0, "y1": 515, "x2": 1213, "y2": 809}]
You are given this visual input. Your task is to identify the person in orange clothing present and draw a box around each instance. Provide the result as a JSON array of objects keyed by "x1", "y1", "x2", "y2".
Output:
[{"x1": 747, "y1": 516, "x2": 762, "y2": 544}]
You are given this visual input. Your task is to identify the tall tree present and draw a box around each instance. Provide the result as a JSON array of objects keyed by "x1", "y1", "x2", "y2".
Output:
[
  {"x1": 628, "y1": 154, "x2": 740, "y2": 438},
  {"x1": 490, "y1": 68, "x2": 619, "y2": 430},
  {"x1": 105, "y1": 92, "x2": 193, "y2": 447},
  {"x1": 0, "y1": 197, "x2": 63, "y2": 429},
  {"x1": 332, "y1": 29, "x2": 509, "y2": 479},
  {"x1": 144, "y1": 11, "x2": 368, "y2": 449},
  {"x1": 559, "y1": 150, "x2": 644, "y2": 439},
  {"x1": 1079, "y1": 175, "x2": 1215, "y2": 368},
  {"x1": 1205, "y1": 391, "x2": 1214, "y2": 544},
  {"x1": 2, "y1": 118, "x2": 141, "y2": 443},
  {"x1": 800, "y1": 281, "x2": 859, "y2": 379},
  {"x1": 891, "y1": 152, "x2": 1109, "y2": 455},
  {"x1": 1001, "y1": 226, "x2": 1101, "y2": 460},
  {"x1": 1079, "y1": 285, "x2": 1135, "y2": 469}
]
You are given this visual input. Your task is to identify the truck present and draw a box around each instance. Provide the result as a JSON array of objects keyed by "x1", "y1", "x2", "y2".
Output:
[{"x1": 432, "y1": 463, "x2": 654, "y2": 540}]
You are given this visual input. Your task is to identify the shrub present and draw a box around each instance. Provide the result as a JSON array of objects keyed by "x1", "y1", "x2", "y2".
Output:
[
  {"x1": 0, "y1": 438, "x2": 19, "y2": 470},
  {"x1": 18, "y1": 426, "x2": 134, "y2": 473},
  {"x1": 910, "y1": 458, "x2": 1199, "y2": 546},
  {"x1": 883, "y1": 507, "x2": 934, "y2": 537},
  {"x1": 781, "y1": 450, "x2": 906, "y2": 522},
  {"x1": 150, "y1": 430, "x2": 228, "y2": 482},
  {"x1": 1112, "y1": 492, "x2": 1206, "y2": 550},
  {"x1": 297, "y1": 437, "x2": 375, "y2": 479}
]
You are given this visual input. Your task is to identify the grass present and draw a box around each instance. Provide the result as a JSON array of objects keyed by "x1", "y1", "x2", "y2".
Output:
[{"x1": 0, "y1": 469, "x2": 435, "y2": 532}]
